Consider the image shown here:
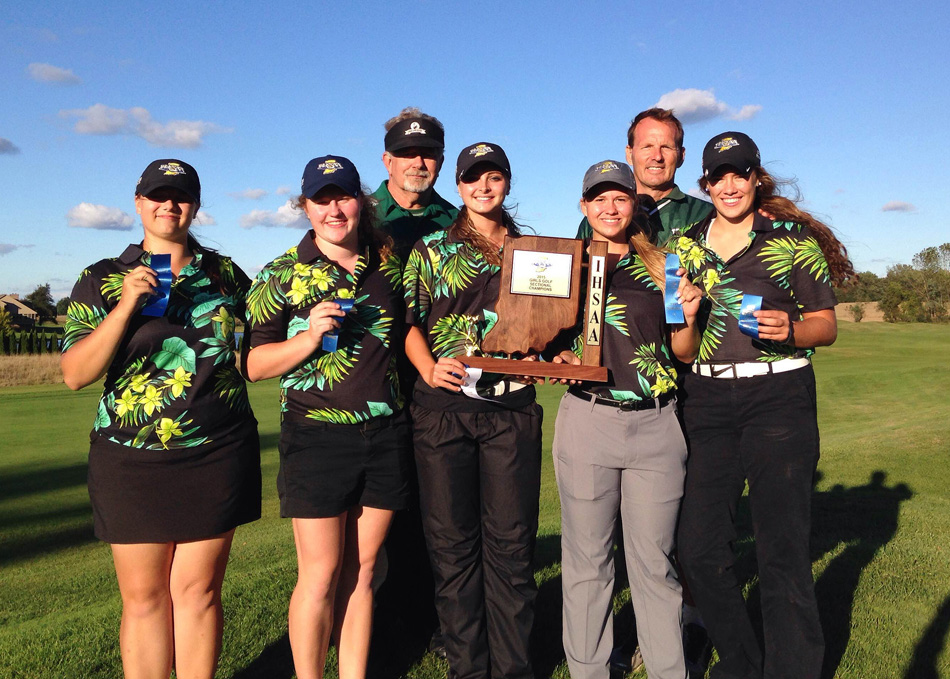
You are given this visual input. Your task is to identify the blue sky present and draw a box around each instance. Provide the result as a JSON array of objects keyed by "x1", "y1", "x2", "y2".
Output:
[{"x1": 2, "y1": 0, "x2": 949, "y2": 301}]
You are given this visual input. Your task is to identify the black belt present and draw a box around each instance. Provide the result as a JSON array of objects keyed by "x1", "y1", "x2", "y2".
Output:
[{"x1": 568, "y1": 388, "x2": 674, "y2": 411}]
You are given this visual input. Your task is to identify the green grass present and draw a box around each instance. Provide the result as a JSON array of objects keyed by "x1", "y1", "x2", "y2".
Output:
[{"x1": 1, "y1": 323, "x2": 949, "y2": 678}]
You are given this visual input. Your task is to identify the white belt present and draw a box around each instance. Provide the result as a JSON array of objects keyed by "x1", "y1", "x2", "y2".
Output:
[{"x1": 692, "y1": 357, "x2": 810, "y2": 379}]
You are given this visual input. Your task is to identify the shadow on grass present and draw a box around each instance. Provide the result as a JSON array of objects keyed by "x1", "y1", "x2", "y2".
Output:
[
  {"x1": 230, "y1": 633, "x2": 294, "y2": 679},
  {"x1": 0, "y1": 461, "x2": 96, "y2": 563},
  {"x1": 904, "y1": 592, "x2": 950, "y2": 679},
  {"x1": 727, "y1": 470, "x2": 912, "y2": 679},
  {"x1": 0, "y1": 462, "x2": 88, "y2": 501}
]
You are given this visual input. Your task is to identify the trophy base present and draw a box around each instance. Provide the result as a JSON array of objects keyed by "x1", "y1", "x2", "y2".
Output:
[{"x1": 462, "y1": 356, "x2": 608, "y2": 383}]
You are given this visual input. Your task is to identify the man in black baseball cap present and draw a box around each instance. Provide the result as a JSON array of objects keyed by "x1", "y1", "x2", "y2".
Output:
[
  {"x1": 372, "y1": 107, "x2": 458, "y2": 261},
  {"x1": 370, "y1": 108, "x2": 459, "y2": 664},
  {"x1": 136, "y1": 159, "x2": 201, "y2": 205}
]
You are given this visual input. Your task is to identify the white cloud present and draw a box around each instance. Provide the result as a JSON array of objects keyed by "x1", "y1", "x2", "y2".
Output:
[
  {"x1": 66, "y1": 203, "x2": 134, "y2": 230},
  {"x1": 240, "y1": 200, "x2": 308, "y2": 229},
  {"x1": 27, "y1": 62, "x2": 81, "y2": 84},
  {"x1": 655, "y1": 88, "x2": 762, "y2": 124},
  {"x1": 0, "y1": 138, "x2": 21, "y2": 154},
  {"x1": 194, "y1": 211, "x2": 217, "y2": 226},
  {"x1": 60, "y1": 104, "x2": 231, "y2": 148},
  {"x1": 230, "y1": 188, "x2": 268, "y2": 200},
  {"x1": 881, "y1": 201, "x2": 917, "y2": 213},
  {"x1": 275, "y1": 186, "x2": 293, "y2": 196}
]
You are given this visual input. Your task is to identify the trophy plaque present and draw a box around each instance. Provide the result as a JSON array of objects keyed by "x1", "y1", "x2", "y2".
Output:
[{"x1": 463, "y1": 235, "x2": 608, "y2": 382}]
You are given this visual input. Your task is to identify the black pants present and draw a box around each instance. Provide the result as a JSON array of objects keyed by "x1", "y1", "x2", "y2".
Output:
[
  {"x1": 411, "y1": 402, "x2": 542, "y2": 679},
  {"x1": 677, "y1": 367, "x2": 824, "y2": 679}
]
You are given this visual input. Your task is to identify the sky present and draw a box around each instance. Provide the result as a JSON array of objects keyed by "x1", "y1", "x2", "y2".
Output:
[{"x1": 2, "y1": 0, "x2": 949, "y2": 301}]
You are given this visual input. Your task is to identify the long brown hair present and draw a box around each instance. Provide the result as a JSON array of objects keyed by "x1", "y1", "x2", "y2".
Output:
[
  {"x1": 699, "y1": 167, "x2": 855, "y2": 286},
  {"x1": 295, "y1": 190, "x2": 393, "y2": 262},
  {"x1": 449, "y1": 206, "x2": 523, "y2": 267}
]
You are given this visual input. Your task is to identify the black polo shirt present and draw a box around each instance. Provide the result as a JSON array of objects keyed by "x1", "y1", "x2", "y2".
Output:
[
  {"x1": 670, "y1": 213, "x2": 838, "y2": 364},
  {"x1": 403, "y1": 228, "x2": 536, "y2": 412},
  {"x1": 572, "y1": 245, "x2": 679, "y2": 401},
  {"x1": 63, "y1": 244, "x2": 254, "y2": 449},
  {"x1": 246, "y1": 231, "x2": 404, "y2": 423}
]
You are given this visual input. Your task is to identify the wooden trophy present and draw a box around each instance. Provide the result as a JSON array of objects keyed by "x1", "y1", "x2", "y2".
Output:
[{"x1": 463, "y1": 235, "x2": 609, "y2": 382}]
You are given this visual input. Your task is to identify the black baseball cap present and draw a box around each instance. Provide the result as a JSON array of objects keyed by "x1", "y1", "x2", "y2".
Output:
[
  {"x1": 301, "y1": 156, "x2": 361, "y2": 198},
  {"x1": 456, "y1": 142, "x2": 511, "y2": 183},
  {"x1": 136, "y1": 159, "x2": 201, "y2": 204},
  {"x1": 582, "y1": 160, "x2": 636, "y2": 198},
  {"x1": 702, "y1": 132, "x2": 761, "y2": 178},
  {"x1": 384, "y1": 117, "x2": 446, "y2": 153}
]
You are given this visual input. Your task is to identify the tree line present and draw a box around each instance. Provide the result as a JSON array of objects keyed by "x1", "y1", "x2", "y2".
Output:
[{"x1": 836, "y1": 243, "x2": 950, "y2": 323}]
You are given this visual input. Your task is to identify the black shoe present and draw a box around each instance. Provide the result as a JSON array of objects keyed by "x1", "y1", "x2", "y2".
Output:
[
  {"x1": 428, "y1": 631, "x2": 447, "y2": 659},
  {"x1": 684, "y1": 623, "x2": 712, "y2": 676}
]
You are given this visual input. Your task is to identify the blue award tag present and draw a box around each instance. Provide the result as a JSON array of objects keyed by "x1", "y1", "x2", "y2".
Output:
[
  {"x1": 321, "y1": 298, "x2": 355, "y2": 352},
  {"x1": 664, "y1": 253, "x2": 685, "y2": 324},
  {"x1": 738, "y1": 294, "x2": 763, "y2": 338},
  {"x1": 141, "y1": 253, "x2": 173, "y2": 317}
]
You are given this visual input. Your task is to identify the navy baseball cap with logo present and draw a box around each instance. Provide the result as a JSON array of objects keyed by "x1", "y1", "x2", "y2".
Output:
[
  {"x1": 456, "y1": 142, "x2": 511, "y2": 183},
  {"x1": 582, "y1": 160, "x2": 636, "y2": 198},
  {"x1": 385, "y1": 117, "x2": 446, "y2": 153},
  {"x1": 702, "y1": 132, "x2": 761, "y2": 178},
  {"x1": 301, "y1": 156, "x2": 361, "y2": 198},
  {"x1": 136, "y1": 159, "x2": 201, "y2": 204}
]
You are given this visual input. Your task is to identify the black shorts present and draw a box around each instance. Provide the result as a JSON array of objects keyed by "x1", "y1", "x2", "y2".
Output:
[{"x1": 277, "y1": 412, "x2": 412, "y2": 518}]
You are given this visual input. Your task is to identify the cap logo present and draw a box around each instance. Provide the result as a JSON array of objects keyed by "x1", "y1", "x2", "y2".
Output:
[
  {"x1": 159, "y1": 162, "x2": 186, "y2": 176},
  {"x1": 404, "y1": 121, "x2": 427, "y2": 136},
  {"x1": 599, "y1": 161, "x2": 621, "y2": 174},
  {"x1": 470, "y1": 144, "x2": 493, "y2": 158},
  {"x1": 319, "y1": 159, "x2": 344, "y2": 174},
  {"x1": 714, "y1": 138, "x2": 739, "y2": 153}
]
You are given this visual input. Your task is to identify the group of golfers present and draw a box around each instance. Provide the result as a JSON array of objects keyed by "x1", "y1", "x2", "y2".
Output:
[{"x1": 62, "y1": 105, "x2": 854, "y2": 679}]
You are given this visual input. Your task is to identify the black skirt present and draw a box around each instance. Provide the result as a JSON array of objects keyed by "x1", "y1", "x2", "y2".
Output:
[{"x1": 87, "y1": 424, "x2": 262, "y2": 544}]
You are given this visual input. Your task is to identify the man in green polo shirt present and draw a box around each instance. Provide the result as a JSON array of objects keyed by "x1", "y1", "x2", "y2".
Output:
[
  {"x1": 372, "y1": 107, "x2": 458, "y2": 261},
  {"x1": 372, "y1": 107, "x2": 457, "y2": 664},
  {"x1": 576, "y1": 107, "x2": 712, "y2": 246}
]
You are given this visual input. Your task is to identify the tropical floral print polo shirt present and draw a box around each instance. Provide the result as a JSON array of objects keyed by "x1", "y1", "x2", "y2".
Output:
[
  {"x1": 570, "y1": 245, "x2": 679, "y2": 402},
  {"x1": 403, "y1": 228, "x2": 536, "y2": 411},
  {"x1": 63, "y1": 244, "x2": 253, "y2": 450},
  {"x1": 670, "y1": 212, "x2": 837, "y2": 364},
  {"x1": 245, "y1": 231, "x2": 404, "y2": 424}
]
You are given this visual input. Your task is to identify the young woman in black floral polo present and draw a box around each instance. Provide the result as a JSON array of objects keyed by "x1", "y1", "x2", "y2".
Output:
[
  {"x1": 61, "y1": 159, "x2": 261, "y2": 679},
  {"x1": 672, "y1": 132, "x2": 855, "y2": 679},
  {"x1": 402, "y1": 142, "x2": 542, "y2": 679},
  {"x1": 552, "y1": 161, "x2": 702, "y2": 679},
  {"x1": 244, "y1": 156, "x2": 408, "y2": 679}
]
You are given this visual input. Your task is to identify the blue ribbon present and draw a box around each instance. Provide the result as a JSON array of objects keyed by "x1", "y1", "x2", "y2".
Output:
[
  {"x1": 141, "y1": 254, "x2": 173, "y2": 317},
  {"x1": 664, "y1": 253, "x2": 685, "y2": 324},
  {"x1": 738, "y1": 294, "x2": 763, "y2": 338},
  {"x1": 321, "y1": 298, "x2": 355, "y2": 352}
]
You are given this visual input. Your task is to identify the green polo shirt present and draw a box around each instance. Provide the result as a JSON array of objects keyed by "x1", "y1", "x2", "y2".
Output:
[
  {"x1": 575, "y1": 184, "x2": 713, "y2": 247},
  {"x1": 372, "y1": 181, "x2": 459, "y2": 262}
]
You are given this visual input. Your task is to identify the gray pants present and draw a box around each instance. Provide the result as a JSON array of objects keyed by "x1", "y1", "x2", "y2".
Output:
[{"x1": 553, "y1": 392, "x2": 687, "y2": 679}]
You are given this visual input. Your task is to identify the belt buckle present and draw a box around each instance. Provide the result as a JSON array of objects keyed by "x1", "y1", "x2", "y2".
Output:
[{"x1": 618, "y1": 399, "x2": 637, "y2": 412}]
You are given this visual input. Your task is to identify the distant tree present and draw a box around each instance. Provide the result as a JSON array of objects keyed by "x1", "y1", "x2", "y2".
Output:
[
  {"x1": 836, "y1": 271, "x2": 885, "y2": 302},
  {"x1": 23, "y1": 284, "x2": 57, "y2": 323},
  {"x1": 0, "y1": 306, "x2": 12, "y2": 334},
  {"x1": 56, "y1": 296, "x2": 71, "y2": 316},
  {"x1": 849, "y1": 304, "x2": 865, "y2": 322},
  {"x1": 880, "y1": 266, "x2": 927, "y2": 322}
]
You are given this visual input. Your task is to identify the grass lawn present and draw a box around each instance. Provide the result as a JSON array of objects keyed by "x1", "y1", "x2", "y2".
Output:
[{"x1": 1, "y1": 322, "x2": 948, "y2": 678}]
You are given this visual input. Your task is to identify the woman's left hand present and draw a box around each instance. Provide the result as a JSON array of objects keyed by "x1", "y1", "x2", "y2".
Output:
[
  {"x1": 675, "y1": 268, "x2": 703, "y2": 322},
  {"x1": 754, "y1": 309, "x2": 793, "y2": 343}
]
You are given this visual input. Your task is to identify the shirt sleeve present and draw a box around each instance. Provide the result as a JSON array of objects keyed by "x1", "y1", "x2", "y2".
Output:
[
  {"x1": 789, "y1": 227, "x2": 838, "y2": 313},
  {"x1": 245, "y1": 263, "x2": 290, "y2": 348},
  {"x1": 62, "y1": 263, "x2": 111, "y2": 353},
  {"x1": 403, "y1": 240, "x2": 433, "y2": 327}
]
